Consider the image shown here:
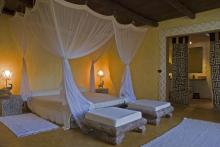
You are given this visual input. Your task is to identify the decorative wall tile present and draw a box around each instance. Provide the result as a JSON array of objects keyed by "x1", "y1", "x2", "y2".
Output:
[
  {"x1": 210, "y1": 35, "x2": 220, "y2": 107},
  {"x1": 171, "y1": 43, "x2": 189, "y2": 104}
]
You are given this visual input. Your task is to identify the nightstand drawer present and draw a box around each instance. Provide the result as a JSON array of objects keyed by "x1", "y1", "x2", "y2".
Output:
[{"x1": 95, "y1": 88, "x2": 109, "y2": 94}]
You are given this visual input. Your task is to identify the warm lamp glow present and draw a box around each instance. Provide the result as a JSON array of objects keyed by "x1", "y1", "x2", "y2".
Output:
[
  {"x1": 97, "y1": 70, "x2": 104, "y2": 77},
  {"x1": 2, "y1": 70, "x2": 12, "y2": 79},
  {"x1": 97, "y1": 70, "x2": 105, "y2": 88},
  {"x1": 189, "y1": 41, "x2": 192, "y2": 45}
]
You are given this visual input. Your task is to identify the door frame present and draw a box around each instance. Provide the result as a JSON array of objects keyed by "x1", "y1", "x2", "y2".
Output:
[{"x1": 159, "y1": 20, "x2": 220, "y2": 101}]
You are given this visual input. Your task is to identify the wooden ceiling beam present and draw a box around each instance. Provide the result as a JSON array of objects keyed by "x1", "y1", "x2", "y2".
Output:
[
  {"x1": 108, "y1": 0, "x2": 158, "y2": 26},
  {"x1": 164, "y1": 0, "x2": 195, "y2": 19},
  {"x1": 1, "y1": 0, "x2": 35, "y2": 16}
]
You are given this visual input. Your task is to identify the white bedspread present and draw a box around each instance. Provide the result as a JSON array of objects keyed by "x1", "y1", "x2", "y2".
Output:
[
  {"x1": 142, "y1": 118, "x2": 220, "y2": 147},
  {"x1": 0, "y1": 113, "x2": 59, "y2": 137}
]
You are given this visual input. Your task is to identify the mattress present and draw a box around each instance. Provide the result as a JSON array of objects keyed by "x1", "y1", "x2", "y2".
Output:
[
  {"x1": 85, "y1": 107, "x2": 142, "y2": 127},
  {"x1": 128, "y1": 99, "x2": 171, "y2": 112}
]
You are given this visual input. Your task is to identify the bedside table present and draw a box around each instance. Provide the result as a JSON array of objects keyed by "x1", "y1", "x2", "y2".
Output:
[
  {"x1": 95, "y1": 88, "x2": 109, "y2": 94},
  {"x1": 0, "y1": 95, "x2": 23, "y2": 116}
]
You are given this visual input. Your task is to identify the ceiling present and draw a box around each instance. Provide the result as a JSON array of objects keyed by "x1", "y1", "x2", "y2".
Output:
[
  {"x1": 1, "y1": 0, "x2": 220, "y2": 27},
  {"x1": 1, "y1": 0, "x2": 35, "y2": 15}
]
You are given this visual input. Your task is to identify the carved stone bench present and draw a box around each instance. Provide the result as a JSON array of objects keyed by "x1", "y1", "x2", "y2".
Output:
[
  {"x1": 83, "y1": 107, "x2": 147, "y2": 145},
  {"x1": 127, "y1": 100, "x2": 174, "y2": 125}
]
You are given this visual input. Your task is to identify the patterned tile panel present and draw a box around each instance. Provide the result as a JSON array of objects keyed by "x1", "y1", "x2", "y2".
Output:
[
  {"x1": 171, "y1": 42, "x2": 189, "y2": 104},
  {"x1": 210, "y1": 34, "x2": 220, "y2": 107}
]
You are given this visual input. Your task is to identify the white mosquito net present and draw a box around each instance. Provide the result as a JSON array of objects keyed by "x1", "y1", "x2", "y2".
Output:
[{"x1": 11, "y1": 0, "x2": 147, "y2": 128}]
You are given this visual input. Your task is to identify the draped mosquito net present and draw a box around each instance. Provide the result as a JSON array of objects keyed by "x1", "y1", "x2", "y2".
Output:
[
  {"x1": 11, "y1": 16, "x2": 32, "y2": 101},
  {"x1": 11, "y1": 0, "x2": 147, "y2": 128}
]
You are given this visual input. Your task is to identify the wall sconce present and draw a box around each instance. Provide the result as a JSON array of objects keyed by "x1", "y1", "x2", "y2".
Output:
[
  {"x1": 97, "y1": 70, "x2": 104, "y2": 88},
  {"x1": 2, "y1": 69, "x2": 13, "y2": 89}
]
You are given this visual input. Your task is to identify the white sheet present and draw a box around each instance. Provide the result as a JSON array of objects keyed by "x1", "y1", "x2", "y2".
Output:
[
  {"x1": 0, "y1": 113, "x2": 58, "y2": 137},
  {"x1": 142, "y1": 118, "x2": 220, "y2": 147}
]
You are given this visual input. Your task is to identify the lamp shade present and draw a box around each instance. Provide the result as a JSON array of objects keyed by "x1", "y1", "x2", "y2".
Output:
[
  {"x1": 97, "y1": 70, "x2": 104, "y2": 77},
  {"x1": 2, "y1": 70, "x2": 12, "y2": 79}
]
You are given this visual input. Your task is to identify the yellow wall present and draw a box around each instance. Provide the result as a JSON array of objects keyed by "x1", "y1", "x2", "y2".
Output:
[
  {"x1": 0, "y1": 7, "x2": 220, "y2": 99},
  {"x1": 26, "y1": 44, "x2": 62, "y2": 92},
  {"x1": 0, "y1": 15, "x2": 22, "y2": 94}
]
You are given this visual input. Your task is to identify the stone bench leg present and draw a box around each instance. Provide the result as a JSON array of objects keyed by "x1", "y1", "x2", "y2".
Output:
[
  {"x1": 133, "y1": 125, "x2": 146, "y2": 133},
  {"x1": 148, "y1": 118, "x2": 161, "y2": 126},
  {"x1": 164, "y1": 113, "x2": 173, "y2": 118},
  {"x1": 110, "y1": 134, "x2": 125, "y2": 145},
  {"x1": 94, "y1": 131, "x2": 125, "y2": 145}
]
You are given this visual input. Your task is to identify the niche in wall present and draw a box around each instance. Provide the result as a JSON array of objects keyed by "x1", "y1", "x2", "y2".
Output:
[{"x1": 189, "y1": 47, "x2": 203, "y2": 73}]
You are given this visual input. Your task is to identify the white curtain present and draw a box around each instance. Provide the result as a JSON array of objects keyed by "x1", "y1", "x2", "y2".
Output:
[
  {"x1": 113, "y1": 22, "x2": 146, "y2": 102},
  {"x1": 20, "y1": 57, "x2": 32, "y2": 101},
  {"x1": 89, "y1": 60, "x2": 98, "y2": 93},
  {"x1": 11, "y1": 16, "x2": 32, "y2": 101}
]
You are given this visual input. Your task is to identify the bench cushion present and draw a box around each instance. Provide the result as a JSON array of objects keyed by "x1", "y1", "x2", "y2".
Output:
[
  {"x1": 128, "y1": 100, "x2": 171, "y2": 112},
  {"x1": 85, "y1": 107, "x2": 142, "y2": 127}
]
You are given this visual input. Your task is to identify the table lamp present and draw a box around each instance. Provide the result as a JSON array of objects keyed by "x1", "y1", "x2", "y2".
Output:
[
  {"x1": 2, "y1": 70, "x2": 12, "y2": 89},
  {"x1": 97, "y1": 70, "x2": 104, "y2": 88}
]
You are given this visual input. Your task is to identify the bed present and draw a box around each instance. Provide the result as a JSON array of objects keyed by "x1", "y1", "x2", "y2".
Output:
[{"x1": 27, "y1": 92, "x2": 126, "y2": 128}]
